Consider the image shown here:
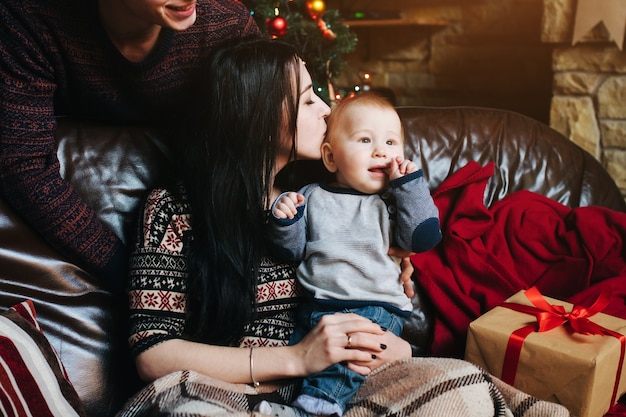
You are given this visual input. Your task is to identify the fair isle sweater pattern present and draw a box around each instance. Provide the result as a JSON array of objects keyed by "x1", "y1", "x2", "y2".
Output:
[{"x1": 128, "y1": 188, "x2": 299, "y2": 358}]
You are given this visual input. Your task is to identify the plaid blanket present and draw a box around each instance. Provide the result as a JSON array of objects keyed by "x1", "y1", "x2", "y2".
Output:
[{"x1": 117, "y1": 358, "x2": 572, "y2": 417}]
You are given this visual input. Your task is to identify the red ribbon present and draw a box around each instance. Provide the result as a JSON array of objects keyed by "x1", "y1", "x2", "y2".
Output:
[{"x1": 500, "y1": 286, "x2": 625, "y2": 405}]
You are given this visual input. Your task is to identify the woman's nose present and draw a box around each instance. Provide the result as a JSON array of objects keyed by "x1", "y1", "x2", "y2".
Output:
[{"x1": 320, "y1": 101, "x2": 331, "y2": 117}]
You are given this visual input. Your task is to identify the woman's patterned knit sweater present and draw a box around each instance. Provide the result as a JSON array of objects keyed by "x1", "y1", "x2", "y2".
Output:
[
  {"x1": 128, "y1": 187, "x2": 300, "y2": 356},
  {"x1": 0, "y1": 0, "x2": 258, "y2": 287}
]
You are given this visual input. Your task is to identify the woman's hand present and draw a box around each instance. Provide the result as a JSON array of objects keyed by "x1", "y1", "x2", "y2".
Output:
[
  {"x1": 389, "y1": 247, "x2": 415, "y2": 298},
  {"x1": 344, "y1": 329, "x2": 412, "y2": 375},
  {"x1": 292, "y1": 313, "x2": 385, "y2": 377}
]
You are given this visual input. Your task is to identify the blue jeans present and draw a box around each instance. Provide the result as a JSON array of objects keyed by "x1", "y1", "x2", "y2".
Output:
[{"x1": 290, "y1": 303, "x2": 405, "y2": 415}]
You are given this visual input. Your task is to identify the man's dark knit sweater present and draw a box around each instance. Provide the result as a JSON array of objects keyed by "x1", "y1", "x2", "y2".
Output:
[{"x1": 0, "y1": 0, "x2": 259, "y2": 290}]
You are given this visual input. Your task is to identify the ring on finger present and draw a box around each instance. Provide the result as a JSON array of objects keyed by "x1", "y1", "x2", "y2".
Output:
[{"x1": 347, "y1": 334, "x2": 352, "y2": 348}]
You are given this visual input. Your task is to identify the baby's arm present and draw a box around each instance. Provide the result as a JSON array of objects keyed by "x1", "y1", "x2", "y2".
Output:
[
  {"x1": 386, "y1": 156, "x2": 418, "y2": 181},
  {"x1": 390, "y1": 169, "x2": 442, "y2": 253},
  {"x1": 266, "y1": 191, "x2": 308, "y2": 262}
]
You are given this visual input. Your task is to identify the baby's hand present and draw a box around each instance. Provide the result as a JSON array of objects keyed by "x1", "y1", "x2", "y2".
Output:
[
  {"x1": 273, "y1": 192, "x2": 305, "y2": 219},
  {"x1": 386, "y1": 156, "x2": 418, "y2": 180}
]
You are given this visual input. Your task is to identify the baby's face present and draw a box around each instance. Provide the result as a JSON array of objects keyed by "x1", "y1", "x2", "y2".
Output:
[{"x1": 325, "y1": 104, "x2": 403, "y2": 194}]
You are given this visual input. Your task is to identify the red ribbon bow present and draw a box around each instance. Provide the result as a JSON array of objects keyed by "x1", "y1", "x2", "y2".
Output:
[{"x1": 500, "y1": 286, "x2": 625, "y2": 405}]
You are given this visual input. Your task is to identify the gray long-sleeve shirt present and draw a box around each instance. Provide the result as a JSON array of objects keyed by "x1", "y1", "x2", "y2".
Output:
[{"x1": 268, "y1": 170, "x2": 441, "y2": 313}]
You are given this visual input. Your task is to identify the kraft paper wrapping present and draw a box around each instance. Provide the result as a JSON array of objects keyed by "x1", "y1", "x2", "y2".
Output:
[{"x1": 465, "y1": 290, "x2": 626, "y2": 417}]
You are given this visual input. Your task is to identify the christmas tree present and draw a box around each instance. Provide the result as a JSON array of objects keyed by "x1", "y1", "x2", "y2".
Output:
[{"x1": 242, "y1": 0, "x2": 357, "y2": 103}]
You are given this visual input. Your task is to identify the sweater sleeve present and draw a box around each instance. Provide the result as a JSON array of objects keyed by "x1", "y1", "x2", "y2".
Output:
[
  {"x1": 128, "y1": 188, "x2": 191, "y2": 358},
  {"x1": 0, "y1": 2, "x2": 125, "y2": 285},
  {"x1": 391, "y1": 169, "x2": 442, "y2": 253}
]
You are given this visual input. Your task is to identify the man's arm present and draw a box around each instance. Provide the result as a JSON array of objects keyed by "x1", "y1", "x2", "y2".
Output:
[{"x1": 0, "y1": 7, "x2": 125, "y2": 290}]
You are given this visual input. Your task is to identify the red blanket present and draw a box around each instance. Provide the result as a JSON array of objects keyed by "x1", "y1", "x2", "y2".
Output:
[{"x1": 411, "y1": 161, "x2": 626, "y2": 358}]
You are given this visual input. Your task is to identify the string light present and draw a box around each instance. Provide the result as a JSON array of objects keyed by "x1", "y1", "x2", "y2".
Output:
[{"x1": 245, "y1": 0, "x2": 357, "y2": 103}]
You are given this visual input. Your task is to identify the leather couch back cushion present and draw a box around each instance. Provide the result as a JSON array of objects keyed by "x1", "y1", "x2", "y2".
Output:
[
  {"x1": 398, "y1": 107, "x2": 625, "y2": 211},
  {"x1": 55, "y1": 119, "x2": 172, "y2": 244}
]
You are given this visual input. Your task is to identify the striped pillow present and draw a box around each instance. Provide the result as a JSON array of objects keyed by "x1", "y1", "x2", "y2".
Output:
[{"x1": 0, "y1": 300, "x2": 86, "y2": 417}]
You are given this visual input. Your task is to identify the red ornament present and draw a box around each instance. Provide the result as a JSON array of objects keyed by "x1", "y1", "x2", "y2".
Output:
[
  {"x1": 305, "y1": 0, "x2": 326, "y2": 20},
  {"x1": 266, "y1": 15, "x2": 288, "y2": 38},
  {"x1": 317, "y1": 18, "x2": 336, "y2": 40}
]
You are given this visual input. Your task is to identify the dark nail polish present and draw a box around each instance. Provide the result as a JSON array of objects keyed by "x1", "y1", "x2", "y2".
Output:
[
  {"x1": 380, "y1": 326, "x2": 388, "y2": 332},
  {"x1": 380, "y1": 343, "x2": 387, "y2": 350},
  {"x1": 371, "y1": 354, "x2": 377, "y2": 359}
]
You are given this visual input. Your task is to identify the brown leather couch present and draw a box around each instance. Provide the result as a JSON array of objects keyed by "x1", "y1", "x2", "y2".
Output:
[{"x1": 1, "y1": 107, "x2": 624, "y2": 417}]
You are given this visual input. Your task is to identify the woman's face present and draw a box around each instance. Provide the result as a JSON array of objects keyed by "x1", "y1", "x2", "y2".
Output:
[
  {"x1": 277, "y1": 61, "x2": 330, "y2": 169},
  {"x1": 122, "y1": 0, "x2": 197, "y2": 31}
]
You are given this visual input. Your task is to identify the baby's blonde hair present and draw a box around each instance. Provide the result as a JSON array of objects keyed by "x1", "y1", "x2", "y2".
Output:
[{"x1": 326, "y1": 91, "x2": 402, "y2": 143}]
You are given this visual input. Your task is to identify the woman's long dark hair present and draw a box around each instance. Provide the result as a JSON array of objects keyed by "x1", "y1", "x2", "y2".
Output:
[{"x1": 174, "y1": 37, "x2": 301, "y2": 345}]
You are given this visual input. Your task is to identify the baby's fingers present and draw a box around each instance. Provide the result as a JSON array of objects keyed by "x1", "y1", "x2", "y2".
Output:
[
  {"x1": 274, "y1": 192, "x2": 305, "y2": 219},
  {"x1": 284, "y1": 192, "x2": 305, "y2": 207},
  {"x1": 397, "y1": 158, "x2": 417, "y2": 175},
  {"x1": 275, "y1": 199, "x2": 297, "y2": 218}
]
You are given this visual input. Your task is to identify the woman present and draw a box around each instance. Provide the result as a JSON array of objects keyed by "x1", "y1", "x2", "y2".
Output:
[
  {"x1": 121, "y1": 38, "x2": 571, "y2": 417},
  {"x1": 0, "y1": 0, "x2": 258, "y2": 291},
  {"x1": 124, "y1": 35, "x2": 411, "y2": 409}
]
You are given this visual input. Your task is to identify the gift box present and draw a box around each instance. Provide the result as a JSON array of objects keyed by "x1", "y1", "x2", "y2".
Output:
[{"x1": 465, "y1": 287, "x2": 626, "y2": 417}]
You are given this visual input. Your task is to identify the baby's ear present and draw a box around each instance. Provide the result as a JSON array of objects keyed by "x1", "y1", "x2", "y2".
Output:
[{"x1": 321, "y1": 142, "x2": 337, "y2": 173}]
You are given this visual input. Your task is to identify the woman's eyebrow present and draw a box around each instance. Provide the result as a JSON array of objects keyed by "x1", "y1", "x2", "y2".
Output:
[{"x1": 300, "y1": 84, "x2": 312, "y2": 96}]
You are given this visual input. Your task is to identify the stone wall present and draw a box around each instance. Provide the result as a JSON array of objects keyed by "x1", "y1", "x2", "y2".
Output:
[
  {"x1": 328, "y1": 0, "x2": 554, "y2": 124},
  {"x1": 542, "y1": 0, "x2": 626, "y2": 199}
]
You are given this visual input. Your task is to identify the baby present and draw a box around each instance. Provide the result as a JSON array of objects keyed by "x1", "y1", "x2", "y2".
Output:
[{"x1": 264, "y1": 92, "x2": 442, "y2": 417}]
